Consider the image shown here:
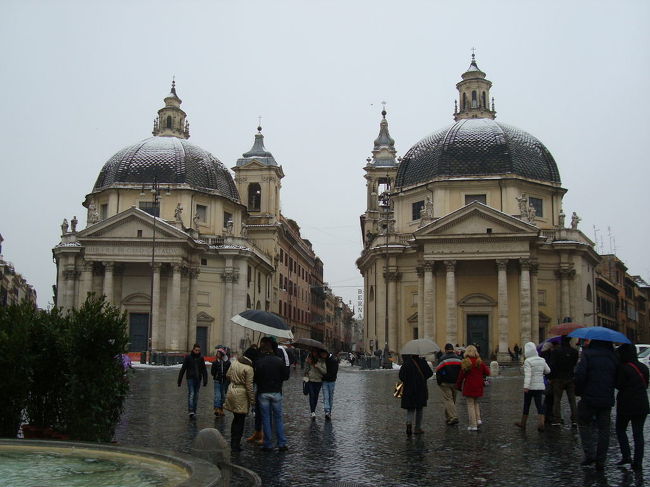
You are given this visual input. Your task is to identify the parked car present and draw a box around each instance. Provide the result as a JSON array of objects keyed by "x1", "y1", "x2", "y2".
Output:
[
  {"x1": 635, "y1": 344, "x2": 650, "y2": 356},
  {"x1": 638, "y1": 348, "x2": 650, "y2": 369}
]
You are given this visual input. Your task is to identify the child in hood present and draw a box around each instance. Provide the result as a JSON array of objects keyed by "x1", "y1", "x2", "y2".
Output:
[{"x1": 515, "y1": 341, "x2": 551, "y2": 431}]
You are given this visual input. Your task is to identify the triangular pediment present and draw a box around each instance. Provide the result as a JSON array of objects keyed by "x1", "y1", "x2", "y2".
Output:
[
  {"x1": 414, "y1": 201, "x2": 539, "y2": 239},
  {"x1": 77, "y1": 207, "x2": 191, "y2": 241}
]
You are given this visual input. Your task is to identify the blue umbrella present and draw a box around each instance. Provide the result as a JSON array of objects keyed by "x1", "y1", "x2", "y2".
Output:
[{"x1": 568, "y1": 326, "x2": 631, "y2": 344}]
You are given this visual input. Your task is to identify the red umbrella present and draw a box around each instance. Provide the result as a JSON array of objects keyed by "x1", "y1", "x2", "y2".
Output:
[{"x1": 549, "y1": 322, "x2": 584, "y2": 336}]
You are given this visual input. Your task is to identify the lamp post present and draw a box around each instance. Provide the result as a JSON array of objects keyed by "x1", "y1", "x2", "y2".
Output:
[
  {"x1": 379, "y1": 183, "x2": 392, "y2": 369},
  {"x1": 141, "y1": 177, "x2": 167, "y2": 363}
]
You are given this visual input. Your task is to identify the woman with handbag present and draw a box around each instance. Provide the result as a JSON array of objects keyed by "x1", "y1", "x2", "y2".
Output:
[
  {"x1": 615, "y1": 343, "x2": 649, "y2": 470},
  {"x1": 456, "y1": 345, "x2": 491, "y2": 431},
  {"x1": 399, "y1": 354, "x2": 433, "y2": 435},
  {"x1": 304, "y1": 350, "x2": 327, "y2": 419}
]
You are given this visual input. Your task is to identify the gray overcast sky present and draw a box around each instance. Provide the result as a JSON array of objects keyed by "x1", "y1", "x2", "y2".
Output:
[{"x1": 1, "y1": 0, "x2": 649, "y2": 310}]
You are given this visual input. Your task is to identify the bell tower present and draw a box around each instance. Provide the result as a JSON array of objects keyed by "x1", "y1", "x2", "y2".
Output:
[
  {"x1": 152, "y1": 80, "x2": 190, "y2": 139},
  {"x1": 454, "y1": 51, "x2": 497, "y2": 121},
  {"x1": 362, "y1": 107, "x2": 398, "y2": 245}
]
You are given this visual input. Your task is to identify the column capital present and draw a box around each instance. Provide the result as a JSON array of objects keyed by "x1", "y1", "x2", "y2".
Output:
[
  {"x1": 63, "y1": 269, "x2": 80, "y2": 280},
  {"x1": 423, "y1": 261, "x2": 435, "y2": 272},
  {"x1": 221, "y1": 269, "x2": 239, "y2": 283},
  {"x1": 383, "y1": 271, "x2": 402, "y2": 282},
  {"x1": 416, "y1": 266, "x2": 424, "y2": 278},
  {"x1": 519, "y1": 258, "x2": 531, "y2": 270},
  {"x1": 555, "y1": 267, "x2": 575, "y2": 279},
  {"x1": 102, "y1": 261, "x2": 115, "y2": 271},
  {"x1": 444, "y1": 260, "x2": 456, "y2": 272},
  {"x1": 151, "y1": 262, "x2": 162, "y2": 271},
  {"x1": 188, "y1": 268, "x2": 200, "y2": 279},
  {"x1": 496, "y1": 259, "x2": 509, "y2": 271},
  {"x1": 82, "y1": 261, "x2": 94, "y2": 272},
  {"x1": 529, "y1": 259, "x2": 539, "y2": 274},
  {"x1": 171, "y1": 263, "x2": 182, "y2": 273}
]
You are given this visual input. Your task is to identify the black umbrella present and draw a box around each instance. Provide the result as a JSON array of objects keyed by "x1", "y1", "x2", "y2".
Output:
[
  {"x1": 230, "y1": 310, "x2": 294, "y2": 340},
  {"x1": 292, "y1": 337, "x2": 327, "y2": 352}
]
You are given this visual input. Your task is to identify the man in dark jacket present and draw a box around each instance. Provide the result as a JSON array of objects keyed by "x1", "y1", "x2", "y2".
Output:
[
  {"x1": 549, "y1": 336, "x2": 579, "y2": 426},
  {"x1": 319, "y1": 350, "x2": 339, "y2": 420},
  {"x1": 178, "y1": 343, "x2": 208, "y2": 418},
  {"x1": 574, "y1": 339, "x2": 619, "y2": 470},
  {"x1": 211, "y1": 348, "x2": 231, "y2": 417},
  {"x1": 255, "y1": 337, "x2": 290, "y2": 451},
  {"x1": 435, "y1": 343, "x2": 462, "y2": 425}
]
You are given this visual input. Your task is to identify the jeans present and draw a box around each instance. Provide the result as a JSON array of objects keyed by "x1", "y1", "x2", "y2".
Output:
[
  {"x1": 213, "y1": 381, "x2": 228, "y2": 408},
  {"x1": 258, "y1": 392, "x2": 287, "y2": 448},
  {"x1": 406, "y1": 408, "x2": 423, "y2": 429},
  {"x1": 322, "y1": 381, "x2": 336, "y2": 414},
  {"x1": 616, "y1": 413, "x2": 646, "y2": 463},
  {"x1": 577, "y1": 400, "x2": 611, "y2": 463},
  {"x1": 438, "y1": 383, "x2": 458, "y2": 422},
  {"x1": 306, "y1": 381, "x2": 322, "y2": 413},
  {"x1": 187, "y1": 378, "x2": 201, "y2": 413},
  {"x1": 522, "y1": 390, "x2": 545, "y2": 415},
  {"x1": 551, "y1": 378, "x2": 577, "y2": 422}
]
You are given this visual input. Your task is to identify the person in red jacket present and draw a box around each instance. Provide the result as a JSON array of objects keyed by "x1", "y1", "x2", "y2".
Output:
[{"x1": 456, "y1": 344, "x2": 491, "y2": 431}]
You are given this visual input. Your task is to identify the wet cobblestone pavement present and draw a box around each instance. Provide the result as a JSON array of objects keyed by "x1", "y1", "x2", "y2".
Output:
[{"x1": 115, "y1": 366, "x2": 649, "y2": 487}]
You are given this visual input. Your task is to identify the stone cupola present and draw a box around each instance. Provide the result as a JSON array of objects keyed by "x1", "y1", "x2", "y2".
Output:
[
  {"x1": 153, "y1": 80, "x2": 190, "y2": 139},
  {"x1": 454, "y1": 52, "x2": 497, "y2": 121}
]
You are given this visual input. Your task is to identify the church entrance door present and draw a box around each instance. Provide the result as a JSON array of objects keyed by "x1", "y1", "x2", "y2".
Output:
[
  {"x1": 467, "y1": 315, "x2": 489, "y2": 357},
  {"x1": 196, "y1": 326, "x2": 208, "y2": 354},
  {"x1": 129, "y1": 313, "x2": 149, "y2": 352}
]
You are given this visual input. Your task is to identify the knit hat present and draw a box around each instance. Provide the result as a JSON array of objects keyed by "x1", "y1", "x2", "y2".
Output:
[{"x1": 444, "y1": 343, "x2": 454, "y2": 351}]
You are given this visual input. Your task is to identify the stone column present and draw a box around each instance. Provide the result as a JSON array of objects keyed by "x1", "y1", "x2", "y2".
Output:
[
  {"x1": 416, "y1": 266, "x2": 424, "y2": 339},
  {"x1": 556, "y1": 267, "x2": 574, "y2": 321},
  {"x1": 187, "y1": 268, "x2": 199, "y2": 352},
  {"x1": 151, "y1": 263, "x2": 161, "y2": 350},
  {"x1": 168, "y1": 264, "x2": 182, "y2": 351},
  {"x1": 423, "y1": 261, "x2": 436, "y2": 340},
  {"x1": 56, "y1": 257, "x2": 66, "y2": 308},
  {"x1": 78, "y1": 261, "x2": 94, "y2": 307},
  {"x1": 444, "y1": 260, "x2": 457, "y2": 345},
  {"x1": 496, "y1": 259, "x2": 509, "y2": 358},
  {"x1": 63, "y1": 267, "x2": 79, "y2": 311},
  {"x1": 530, "y1": 261, "x2": 539, "y2": 344},
  {"x1": 102, "y1": 262, "x2": 114, "y2": 304},
  {"x1": 384, "y1": 269, "x2": 401, "y2": 352},
  {"x1": 519, "y1": 259, "x2": 532, "y2": 345}
]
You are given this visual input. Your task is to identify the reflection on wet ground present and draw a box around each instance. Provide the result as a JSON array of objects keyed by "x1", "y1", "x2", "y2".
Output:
[{"x1": 115, "y1": 366, "x2": 648, "y2": 487}]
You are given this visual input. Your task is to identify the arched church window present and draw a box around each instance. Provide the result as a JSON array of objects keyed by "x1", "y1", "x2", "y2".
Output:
[
  {"x1": 369, "y1": 286, "x2": 374, "y2": 302},
  {"x1": 462, "y1": 93, "x2": 467, "y2": 110},
  {"x1": 482, "y1": 91, "x2": 486, "y2": 108},
  {"x1": 248, "y1": 183, "x2": 261, "y2": 211},
  {"x1": 586, "y1": 284, "x2": 593, "y2": 302},
  {"x1": 166, "y1": 116, "x2": 172, "y2": 128},
  {"x1": 471, "y1": 91, "x2": 478, "y2": 108},
  {"x1": 247, "y1": 295, "x2": 252, "y2": 308}
]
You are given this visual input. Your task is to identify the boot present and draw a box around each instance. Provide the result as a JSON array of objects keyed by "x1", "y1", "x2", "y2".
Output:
[
  {"x1": 214, "y1": 407, "x2": 219, "y2": 417},
  {"x1": 217, "y1": 408, "x2": 224, "y2": 416},
  {"x1": 406, "y1": 424, "x2": 412, "y2": 436},
  {"x1": 256, "y1": 431, "x2": 264, "y2": 445},
  {"x1": 537, "y1": 415, "x2": 545, "y2": 432},
  {"x1": 246, "y1": 431, "x2": 262, "y2": 443},
  {"x1": 514, "y1": 414, "x2": 528, "y2": 428}
]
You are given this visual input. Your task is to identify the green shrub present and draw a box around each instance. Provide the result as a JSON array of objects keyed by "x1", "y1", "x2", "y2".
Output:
[
  {"x1": 0, "y1": 302, "x2": 37, "y2": 437},
  {"x1": 63, "y1": 295, "x2": 129, "y2": 441}
]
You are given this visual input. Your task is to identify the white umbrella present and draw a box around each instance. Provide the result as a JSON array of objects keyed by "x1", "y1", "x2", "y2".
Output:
[
  {"x1": 231, "y1": 310, "x2": 294, "y2": 340},
  {"x1": 400, "y1": 338, "x2": 440, "y2": 356}
]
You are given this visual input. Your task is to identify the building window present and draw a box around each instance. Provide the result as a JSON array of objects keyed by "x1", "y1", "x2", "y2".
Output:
[
  {"x1": 586, "y1": 284, "x2": 593, "y2": 302},
  {"x1": 471, "y1": 90, "x2": 478, "y2": 108},
  {"x1": 195, "y1": 204, "x2": 207, "y2": 222},
  {"x1": 280, "y1": 249, "x2": 284, "y2": 263},
  {"x1": 482, "y1": 91, "x2": 486, "y2": 108},
  {"x1": 137, "y1": 230, "x2": 143, "y2": 238},
  {"x1": 465, "y1": 194, "x2": 486, "y2": 205},
  {"x1": 412, "y1": 201, "x2": 425, "y2": 220},
  {"x1": 529, "y1": 197, "x2": 543, "y2": 217},
  {"x1": 247, "y1": 265, "x2": 252, "y2": 285},
  {"x1": 223, "y1": 211, "x2": 232, "y2": 228},
  {"x1": 258, "y1": 272, "x2": 261, "y2": 293},
  {"x1": 538, "y1": 289, "x2": 546, "y2": 306},
  {"x1": 166, "y1": 116, "x2": 172, "y2": 128},
  {"x1": 248, "y1": 183, "x2": 261, "y2": 211},
  {"x1": 139, "y1": 201, "x2": 159, "y2": 217},
  {"x1": 100, "y1": 203, "x2": 108, "y2": 220},
  {"x1": 201, "y1": 258, "x2": 207, "y2": 266},
  {"x1": 279, "y1": 273, "x2": 283, "y2": 289}
]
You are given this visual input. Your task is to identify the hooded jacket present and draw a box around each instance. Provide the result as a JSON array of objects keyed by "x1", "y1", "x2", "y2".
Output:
[
  {"x1": 223, "y1": 356, "x2": 255, "y2": 414},
  {"x1": 523, "y1": 342, "x2": 550, "y2": 390}
]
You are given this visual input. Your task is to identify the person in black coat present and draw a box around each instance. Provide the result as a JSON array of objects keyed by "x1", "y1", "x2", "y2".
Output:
[
  {"x1": 177, "y1": 343, "x2": 208, "y2": 418},
  {"x1": 574, "y1": 339, "x2": 619, "y2": 471},
  {"x1": 549, "y1": 336, "x2": 579, "y2": 426},
  {"x1": 399, "y1": 354, "x2": 433, "y2": 435},
  {"x1": 614, "y1": 343, "x2": 649, "y2": 470}
]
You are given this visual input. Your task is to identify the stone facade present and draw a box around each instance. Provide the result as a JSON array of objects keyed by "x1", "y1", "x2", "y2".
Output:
[
  {"x1": 357, "y1": 58, "x2": 600, "y2": 360},
  {"x1": 0, "y1": 234, "x2": 37, "y2": 307}
]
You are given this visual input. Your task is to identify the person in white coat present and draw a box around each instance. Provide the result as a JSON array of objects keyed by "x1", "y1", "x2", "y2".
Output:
[{"x1": 515, "y1": 341, "x2": 551, "y2": 431}]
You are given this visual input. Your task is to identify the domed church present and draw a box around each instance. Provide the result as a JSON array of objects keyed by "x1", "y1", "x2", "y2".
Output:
[
  {"x1": 53, "y1": 83, "x2": 319, "y2": 354},
  {"x1": 358, "y1": 55, "x2": 599, "y2": 360}
]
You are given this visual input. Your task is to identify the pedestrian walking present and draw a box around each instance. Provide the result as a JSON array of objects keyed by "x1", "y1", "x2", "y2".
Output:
[
  {"x1": 304, "y1": 349, "x2": 327, "y2": 419},
  {"x1": 320, "y1": 350, "x2": 339, "y2": 420},
  {"x1": 614, "y1": 343, "x2": 648, "y2": 470},
  {"x1": 177, "y1": 343, "x2": 208, "y2": 419},
  {"x1": 399, "y1": 354, "x2": 434, "y2": 435},
  {"x1": 211, "y1": 347, "x2": 231, "y2": 417},
  {"x1": 223, "y1": 349, "x2": 255, "y2": 452},
  {"x1": 243, "y1": 345, "x2": 264, "y2": 446},
  {"x1": 254, "y1": 337, "x2": 290, "y2": 451},
  {"x1": 574, "y1": 339, "x2": 618, "y2": 471},
  {"x1": 549, "y1": 336, "x2": 579, "y2": 426},
  {"x1": 456, "y1": 344, "x2": 491, "y2": 431},
  {"x1": 514, "y1": 342, "x2": 550, "y2": 431},
  {"x1": 435, "y1": 343, "x2": 462, "y2": 425}
]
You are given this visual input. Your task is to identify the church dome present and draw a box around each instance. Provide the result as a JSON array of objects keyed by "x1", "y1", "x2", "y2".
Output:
[
  {"x1": 396, "y1": 118, "x2": 561, "y2": 188},
  {"x1": 93, "y1": 136, "x2": 239, "y2": 200}
]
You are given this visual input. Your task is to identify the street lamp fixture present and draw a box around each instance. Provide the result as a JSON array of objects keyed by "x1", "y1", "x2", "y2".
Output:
[{"x1": 141, "y1": 177, "x2": 164, "y2": 363}]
